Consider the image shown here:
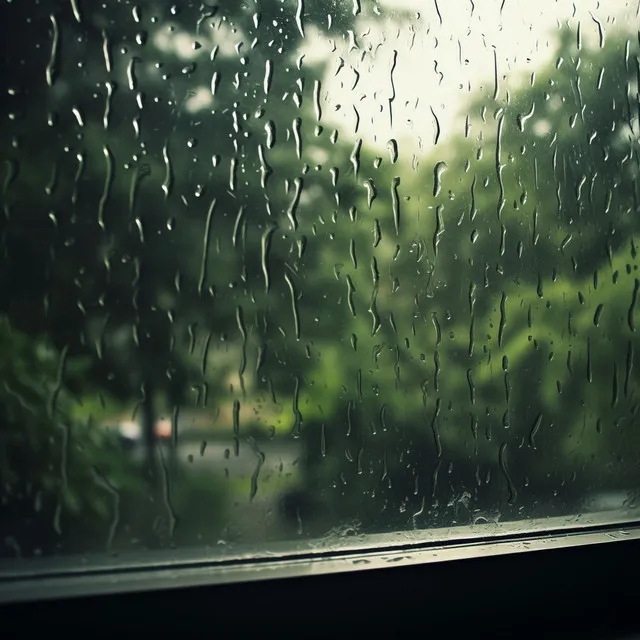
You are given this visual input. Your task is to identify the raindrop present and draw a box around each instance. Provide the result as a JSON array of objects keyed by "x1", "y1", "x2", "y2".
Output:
[
  {"x1": 387, "y1": 139, "x2": 398, "y2": 164},
  {"x1": 46, "y1": 15, "x2": 59, "y2": 86},
  {"x1": 433, "y1": 161, "x2": 447, "y2": 197},
  {"x1": 295, "y1": 0, "x2": 305, "y2": 37}
]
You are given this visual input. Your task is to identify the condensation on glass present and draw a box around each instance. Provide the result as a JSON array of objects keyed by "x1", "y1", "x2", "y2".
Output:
[{"x1": 1, "y1": 0, "x2": 639, "y2": 561}]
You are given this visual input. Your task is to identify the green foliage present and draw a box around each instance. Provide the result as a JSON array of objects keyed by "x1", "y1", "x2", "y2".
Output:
[
  {"x1": 0, "y1": 320, "x2": 145, "y2": 549},
  {"x1": 2, "y1": 1, "x2": 640, "y2": 551}
]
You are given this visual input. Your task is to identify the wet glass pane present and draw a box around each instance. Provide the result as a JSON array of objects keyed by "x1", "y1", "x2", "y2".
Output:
[{"x1": 1, "y1": 0, "x2": 640, "y2": 564}]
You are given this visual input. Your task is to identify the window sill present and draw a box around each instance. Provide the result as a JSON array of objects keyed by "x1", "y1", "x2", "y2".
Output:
[{"x1": 1, "y1": 508, "x2": 639, "y2": 610}]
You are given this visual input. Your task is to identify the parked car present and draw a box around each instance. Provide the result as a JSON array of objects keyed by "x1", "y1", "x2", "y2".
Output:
[{"x1": 104, "y1": 417, "x2": 172, "y2": 451}]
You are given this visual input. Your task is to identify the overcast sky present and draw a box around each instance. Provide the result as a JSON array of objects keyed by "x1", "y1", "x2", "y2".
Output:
[{"x1": 301, "y1": 0, "x2": 638, "y2": 157}]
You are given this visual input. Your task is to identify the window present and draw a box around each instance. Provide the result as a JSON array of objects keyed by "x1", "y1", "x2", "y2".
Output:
[{"x1": 1, "y1": 0, "x2": 640, "y2": 611}]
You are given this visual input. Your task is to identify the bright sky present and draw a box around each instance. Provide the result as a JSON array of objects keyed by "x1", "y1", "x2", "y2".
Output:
[{"x1": 301, "y1": 0, "x2": 638, "y2": 156}]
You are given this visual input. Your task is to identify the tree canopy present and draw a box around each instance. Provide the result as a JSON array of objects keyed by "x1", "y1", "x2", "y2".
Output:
[{"x1": 1, "y1": 0, "x2": 640, "y2": 554}]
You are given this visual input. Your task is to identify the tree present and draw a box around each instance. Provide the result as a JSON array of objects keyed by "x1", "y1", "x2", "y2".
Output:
[
  {"x1": 3, "y1": 0, "x2": 640, "y2": 553},
  {"x1": 0, "y1": 0, "x2": 408, "y2": 548},
  {"x1": 296, "y1": 21, "x2": 640, "y2": 531}
]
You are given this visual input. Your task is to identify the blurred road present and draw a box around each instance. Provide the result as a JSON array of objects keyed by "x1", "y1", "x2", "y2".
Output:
[
  {"x1": 124, "y1": 437, "x2": 302, "y2": 481},
  {"x1": 175, "y1": 439, "x2": 301, "y2": 478}
]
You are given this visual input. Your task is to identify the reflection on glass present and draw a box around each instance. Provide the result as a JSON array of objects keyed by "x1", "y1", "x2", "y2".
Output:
[{"x1": 1, "y1": 0, "x2": 639, "y2": 562}]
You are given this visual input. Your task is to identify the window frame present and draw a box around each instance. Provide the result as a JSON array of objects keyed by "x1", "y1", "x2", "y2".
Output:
[{"x1": 1, "y1": 524, "x2": 639, "y2": 637}]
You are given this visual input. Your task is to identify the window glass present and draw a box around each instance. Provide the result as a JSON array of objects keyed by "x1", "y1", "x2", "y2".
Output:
[{"x1": 1, "y1": 0, "x2": 640, "y2": 561}]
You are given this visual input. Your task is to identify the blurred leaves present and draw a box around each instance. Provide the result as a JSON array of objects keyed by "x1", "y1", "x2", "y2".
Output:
[
  {"x1": 0, "y1": 319, "x2": 143, "y2": 542},
  {"x1": 2, "y1": 1, "x2": 640, "y2": 551}
]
